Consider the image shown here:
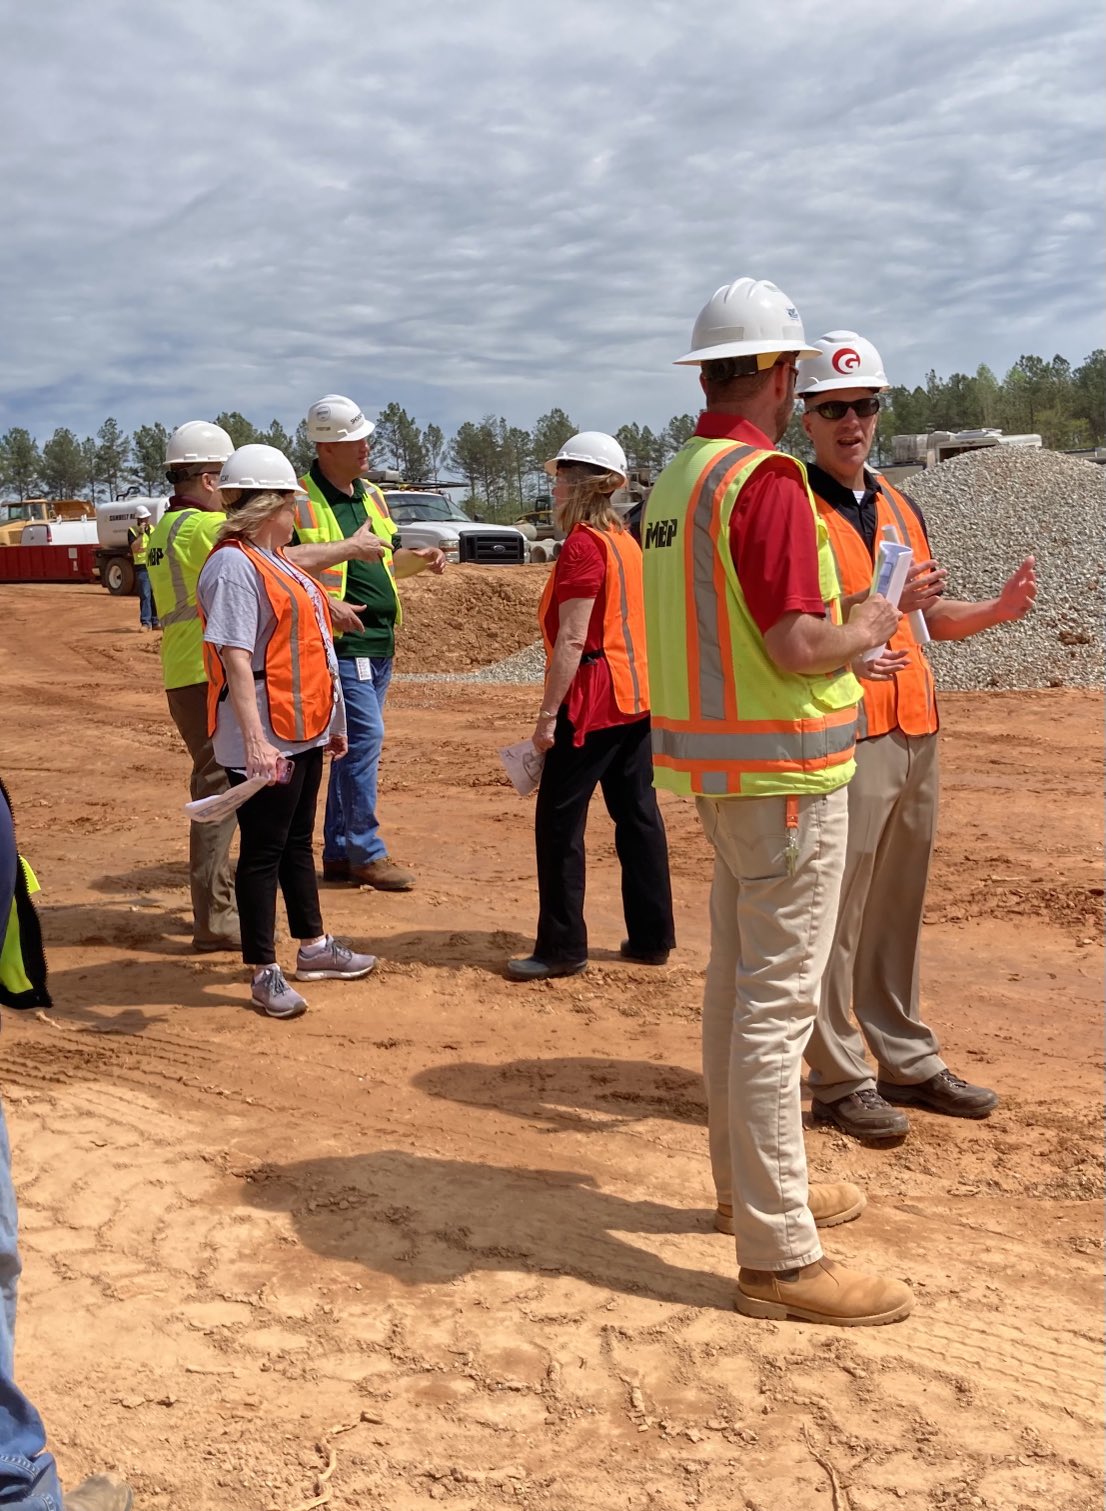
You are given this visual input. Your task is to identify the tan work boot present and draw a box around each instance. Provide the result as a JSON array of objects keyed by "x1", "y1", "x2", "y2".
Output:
[
  {"x1": 351, "y1": 858, "x2": 415, "y2": 891},
  {"x1": 714, "y1": 1181, "x2": 865, "y2": 1235},
  {"x1": 65, "y1": 1475, "x2": 134, "y2": 1511},
  {"x1": 735, "y1": 1257, "x2": 913, "y2": 1326}
]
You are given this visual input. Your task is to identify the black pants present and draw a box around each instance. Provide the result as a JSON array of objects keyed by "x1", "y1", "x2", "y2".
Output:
[
  {"x1": 229, "y1": 748, "x2": 325, "y2": 966},
  {"x1": 533, "y1": 712, "x2": 675, "y2": 965}
]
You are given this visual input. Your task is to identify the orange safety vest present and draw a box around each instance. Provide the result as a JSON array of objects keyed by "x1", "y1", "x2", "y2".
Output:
[
  {"x1": 539, "y1": 521, "x2": 649, "y2": 715},
  {"x1": 200, "y1": 539, "x2": 336, "y2": 743},
  {"x1": 815, "y1": 475, "x2": 939, "y2": 740}
]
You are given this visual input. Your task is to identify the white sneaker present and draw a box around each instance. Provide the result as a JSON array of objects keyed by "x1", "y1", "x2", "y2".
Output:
[{"x1": 251, "y1": 966, "x2": 308, "y2": 1018}]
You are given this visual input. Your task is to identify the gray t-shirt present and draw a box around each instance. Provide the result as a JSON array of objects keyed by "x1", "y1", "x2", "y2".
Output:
[{"x1": 197, "y1": 544, "x2": 345, "y2": 771}]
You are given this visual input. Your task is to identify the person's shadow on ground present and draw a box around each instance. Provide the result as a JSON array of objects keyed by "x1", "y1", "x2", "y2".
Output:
[
  {"x1": 411, "y1": 1056, "x2": 707, "y2": 1132},
  {"x1": 240, "y1": 1149, "x2": 732, "y2": 1310}
]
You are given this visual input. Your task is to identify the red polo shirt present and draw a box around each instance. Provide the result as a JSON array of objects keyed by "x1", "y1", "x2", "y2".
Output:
[{"x1": 693, "y1": 413, "x2": 825, "y2": 634}]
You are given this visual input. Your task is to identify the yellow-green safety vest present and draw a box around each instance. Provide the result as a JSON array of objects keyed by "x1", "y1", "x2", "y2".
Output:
[
  {"x1": 147, "y1": 506, "x2": 226, "y2": 689},
  {"x1": 293, "y1": 473, "x2": 402, "y2": 623},
  {"x1": 0, "y1": 857, "x2": 45, "y2": 1007},
  {"x1": 129, "y1": 528, "x2": 149, "y2": 567},
  {"x1": 641, "y1": 438, "x2": 862, "y2": 799}
]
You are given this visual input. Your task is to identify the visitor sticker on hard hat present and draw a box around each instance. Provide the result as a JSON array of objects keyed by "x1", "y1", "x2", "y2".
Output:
[{"x1": 832, "y1": 348, "x2": 862, "y2": 373}]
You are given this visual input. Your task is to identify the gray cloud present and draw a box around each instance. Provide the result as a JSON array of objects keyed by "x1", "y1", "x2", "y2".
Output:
[{"x1": 1, "y1": 0, "x2": 1101, "y2": 443}]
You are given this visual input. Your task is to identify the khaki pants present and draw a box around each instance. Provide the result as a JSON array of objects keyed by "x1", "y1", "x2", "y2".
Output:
[
  {"x1": 165, "y1": 683, "x2": 238, "y2": 948},
  {"x1": 805, "y1": 731, "x2": 944, "y2": 1100},
  {"x1": 698, "y1": 786, "x2": 848, "y2": 1272}
]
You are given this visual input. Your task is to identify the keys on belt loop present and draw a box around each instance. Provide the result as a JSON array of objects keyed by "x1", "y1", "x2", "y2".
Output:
[{"x1": 784, "y1": 794, "x2": 800, "y2": 876}]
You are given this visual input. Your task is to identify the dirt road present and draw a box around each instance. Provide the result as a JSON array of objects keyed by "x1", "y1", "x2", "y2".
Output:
[{"x1": 1, "y1": 580, "x2": 1102, "y2": 1511}]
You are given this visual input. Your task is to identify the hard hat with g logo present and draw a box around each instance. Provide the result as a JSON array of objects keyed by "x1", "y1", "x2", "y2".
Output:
[{"x1": 797, "y1": 331, "x2": 889, "y2": 395}]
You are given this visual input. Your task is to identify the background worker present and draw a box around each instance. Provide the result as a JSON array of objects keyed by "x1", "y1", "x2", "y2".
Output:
[
  {"x1": 128, "y1": 504, "x2": 159, "y2": 630},
  {"x1": 797, "y1": 332, "x2": 1038, "y2": 1140},
  {"x1": 148, "y1": 421, "x2": 240, "y2": 953},
  {"x1": 197, "y1": 445, "x2": 376, "y2": 1020},
  {"x1": 642, "y1": 278, "x2": 911, "y2": 1327},
  {"x1": 293, "y1": 394, "x2": 446, "y2": 892},
  {"x1": 507, "y1": 433, "x2": 675, "y2": 982}
]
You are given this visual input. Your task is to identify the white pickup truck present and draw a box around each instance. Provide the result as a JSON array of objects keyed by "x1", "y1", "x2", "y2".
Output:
[{"x1": 380, "y1": 489, "x2": 528, "y2": 565}]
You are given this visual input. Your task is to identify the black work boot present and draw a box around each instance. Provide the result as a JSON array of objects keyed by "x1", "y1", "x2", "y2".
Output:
[
  {"x1": 878, "y1": 1068, "x2": 998, "y2": 1119},
  {"x1": 811, "y1": 1087, "x2": 910, "y2": 1140}
]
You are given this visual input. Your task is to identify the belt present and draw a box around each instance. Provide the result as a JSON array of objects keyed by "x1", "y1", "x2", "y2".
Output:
[
  {"x1": 218, "y1": 668, "x2": 265, "y2": 703},
  {"x1": 579, "y1": 649, "x2": 606, "y2": 666}
]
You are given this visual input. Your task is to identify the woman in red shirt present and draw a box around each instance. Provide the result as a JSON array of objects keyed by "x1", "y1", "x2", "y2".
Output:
[{"x1": 507, "y1": 433, "x2": 676, "y2": 982}]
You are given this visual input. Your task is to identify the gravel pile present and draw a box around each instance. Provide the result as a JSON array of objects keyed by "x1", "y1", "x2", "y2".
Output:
[
  {"x1": 397, "y1": 641, "x2": 545, "y2": 685},
  {"x1": 907, "y1": 447, "x2": 1104, "y2": 691}
]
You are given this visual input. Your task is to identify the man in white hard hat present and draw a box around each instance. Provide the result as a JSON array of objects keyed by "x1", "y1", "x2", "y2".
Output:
[
  {"x1": 128, "y1": 505, "x2": 159, "y2": 631},
  {"x1": 797, "y1": 332, "x2": 1037, "y2": 1141},
  {"x1": 292, "y1": 394, "x2": 446, "y2": 892},
  {"x1": 149, "y1": 421, "x2": 386, "y2": 952},
  {"x1": 642, "y1": 278, "x2": 912, "y2": 1326}
]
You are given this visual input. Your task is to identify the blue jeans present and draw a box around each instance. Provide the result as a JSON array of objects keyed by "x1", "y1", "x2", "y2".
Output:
[
  {"x1": 323, "y1": 657, "x2": 393, "y2": 868},
  {"x1": 135, "y1": 566, "x2": 158, "y2": 629},
  {"x1": 0, "y1": 792, "x2": 62, "y2": 1510}
]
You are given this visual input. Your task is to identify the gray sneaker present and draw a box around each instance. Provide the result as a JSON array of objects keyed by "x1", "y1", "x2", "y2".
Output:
[
  {"x1": 295, "y1": 935, "x2": 377, "y2": 981},
  {"x1": 65, "y1": 1476, "x2": 134, "y2": 1511},
  {"x1": 251, "y1": 965, "x2": 308, "y2": 1019}
]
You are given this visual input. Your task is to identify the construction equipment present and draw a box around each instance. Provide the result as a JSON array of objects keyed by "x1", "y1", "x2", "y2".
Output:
[
  {"x1": 0, "y1": 498, "x2": 93, "y2": 548},
  {"x1": 891, "y1": 430, "x2": 1042, "y2": 471},
  {"x1": 95, "y1": 498, "x2": 168, "y2": 595}
]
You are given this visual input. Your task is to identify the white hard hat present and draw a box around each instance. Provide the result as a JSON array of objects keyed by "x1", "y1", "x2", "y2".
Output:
[
  {"x1": 164, "y1": 420, "x2": 235, "y2": 468},
  {"x1": 797, "y1": 331, "x2": 890, "y2": 395},
  {"x1": 544, "y1": 431, "x2": 628, "y2": 483},
  {"x1": 218, "y1": 444, "x2": 300, "y2": 493},
  {"x1": 305, "y1": 394, "x2": 375, "y2": 444},
  {"x1": 135, "y1": 505, "x2": 151, "y2": 519},
  {"x1": 676, "y1": 277, "x2": 821, "y2": 365}
]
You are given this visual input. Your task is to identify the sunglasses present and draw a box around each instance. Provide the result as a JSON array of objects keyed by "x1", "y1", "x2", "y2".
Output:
[{"x1": 808, "y1": 397, "x2": 882, "y2": 420}]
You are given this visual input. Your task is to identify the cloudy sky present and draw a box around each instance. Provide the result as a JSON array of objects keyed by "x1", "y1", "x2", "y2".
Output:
[{"x1": 2, "y1": 0, "x2": 1101, "y2": 444}]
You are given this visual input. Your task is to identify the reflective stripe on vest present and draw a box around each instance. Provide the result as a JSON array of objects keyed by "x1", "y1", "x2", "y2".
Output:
[
  {"x1": 293, "y1": 472, "x2": 401, "y2": 621},
  {"x1": 160, "y1": 511, "x2": 200, "y2": 626},
  {"x1": 538, "y1": 521, "x2": 650, "y2": 716},
  {"x1": 641, "y1": 437, "x2": 862, "y2": 798},
  {"x1": 200, "y1": 540, "x2": 335, "y2": 743},
  {"x1": 816, "y1": 475, "x2": 939, "y2": 741}
]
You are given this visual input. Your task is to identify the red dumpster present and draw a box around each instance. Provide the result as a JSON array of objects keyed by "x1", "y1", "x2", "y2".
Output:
[{"x1": 0, "y1": 545, "x2": 99, "y2": 584}]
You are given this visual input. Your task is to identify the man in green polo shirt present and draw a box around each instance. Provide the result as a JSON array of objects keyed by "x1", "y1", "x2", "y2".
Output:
[{"x1": 294, "y1": 394, "x2": 445, "y2": 891}]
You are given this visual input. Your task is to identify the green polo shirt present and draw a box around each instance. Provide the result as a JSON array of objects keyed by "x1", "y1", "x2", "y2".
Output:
[{"x1": 297, "y1": 461, "x2": 397, "y2": 659}]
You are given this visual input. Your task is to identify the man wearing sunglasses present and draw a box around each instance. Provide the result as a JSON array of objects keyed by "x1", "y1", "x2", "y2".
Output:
[
  {"x1": 797, "y1": 332, "x2": 1037, "y2": 1141},
  {"x1": 643, "y1": 281, "x2": 912, "y2": 1327}
]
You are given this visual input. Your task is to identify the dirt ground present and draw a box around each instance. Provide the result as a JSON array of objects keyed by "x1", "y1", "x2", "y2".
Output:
[{"x1": 0, "y1": 577, "x2": 1102, "y2": 1511}]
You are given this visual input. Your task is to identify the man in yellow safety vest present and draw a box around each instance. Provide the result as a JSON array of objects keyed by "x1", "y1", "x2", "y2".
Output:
[
  {"x1": 292, "y1": 394, "x2": 446, "y2": 892},
  {"x1": 642, "y1": 278, "x2": 911, "y2": 1327}
]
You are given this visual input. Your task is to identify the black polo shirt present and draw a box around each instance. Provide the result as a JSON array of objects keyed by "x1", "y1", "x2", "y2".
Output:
[{"x1": 807, "y1": 464, "x2": 928, "y2": 558}]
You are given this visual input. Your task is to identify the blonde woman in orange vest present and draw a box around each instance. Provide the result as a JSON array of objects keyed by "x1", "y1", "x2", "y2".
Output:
[
  {"x1": 507, "y1": 433, "x2": 675, "y2": 981},
  {"x1": 796, "y1": 334, "x2": 1037, "y2": 1140},
  {"x1": 197, "y1": 446, "x2": 377, "y2": 1020}
]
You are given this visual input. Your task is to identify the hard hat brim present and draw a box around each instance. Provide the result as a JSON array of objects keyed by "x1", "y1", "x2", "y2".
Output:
[
  {"x1": 798, "y1": 375, "x2": 890, "y2": 396},
  {"x1": 675, "y1": 338, "x2": 822, "y2": 366},
  {"x1": 544, "y1": 453, "x2": 628, "y2": 483},
  {"x1": 309, "y1": 418, "x2": 376, "y2": 444}
]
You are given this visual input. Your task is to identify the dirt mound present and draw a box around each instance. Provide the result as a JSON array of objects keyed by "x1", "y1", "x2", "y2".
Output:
[{"x1": 396, "y1": 563, "x2": 550, "y2": 673}]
